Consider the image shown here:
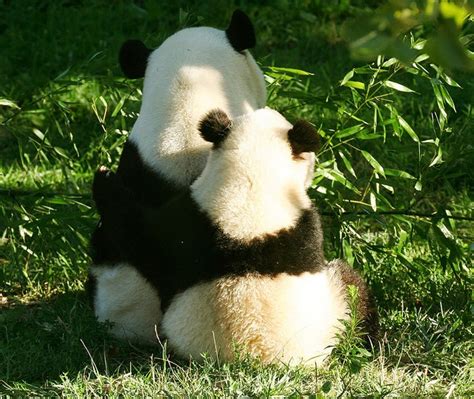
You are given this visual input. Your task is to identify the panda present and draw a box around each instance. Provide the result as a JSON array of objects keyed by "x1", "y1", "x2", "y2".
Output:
[
  {"x1": 89, "y1": 10, "x2": 267, "y2": 342},
  {"x1": 93, "y1": 107, "x2": 377, "y2": 365}
]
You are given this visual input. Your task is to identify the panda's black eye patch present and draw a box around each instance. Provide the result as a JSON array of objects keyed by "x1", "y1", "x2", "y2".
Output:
[
  {"x1": 226, "y1": 10, "x2": 256, "y2": 52},
  {"x1": 198, "y1": 109, "x2": 233, "y2": 147}
]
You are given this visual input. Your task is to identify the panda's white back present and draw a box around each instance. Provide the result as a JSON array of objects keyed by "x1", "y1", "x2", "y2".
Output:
[{"x1": 129, "y1": 27, "x2": 266, "y2": 187}]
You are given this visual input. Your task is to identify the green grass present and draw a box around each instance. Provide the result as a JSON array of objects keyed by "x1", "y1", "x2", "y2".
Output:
[{"x1": 1, "y1": 1, "x2": 473, "y2": 397}]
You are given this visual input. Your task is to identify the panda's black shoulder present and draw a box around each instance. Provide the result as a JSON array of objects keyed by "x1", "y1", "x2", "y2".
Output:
[
  {"x1": 117, "y1": 140, "x2": 181, "y2": 207},
  {"x1": 215, "y1": 207, "x2": 326, "y2": 276}
]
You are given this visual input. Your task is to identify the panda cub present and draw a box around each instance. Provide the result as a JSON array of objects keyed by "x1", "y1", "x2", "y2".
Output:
[
  {"x1": 90, "y1": 10, "x2": 266, "y2": 342},
  {"x1": 94, "y1": 108, "x2": 376, "y2": 365}
]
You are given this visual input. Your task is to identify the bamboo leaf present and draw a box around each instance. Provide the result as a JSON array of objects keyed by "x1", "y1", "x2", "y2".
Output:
[
  {"x1": 111, "y1": 97, "x2": 127, "y2": 118},
  {"x1": 32, "y1": 128, "x2": 45, "y2": 141},
  {"x1": 370, "y1": 191, "x2": 377, "y2": 212},
  {"x1": 414, "y1": 54, "x2": 430, "y2": 63},
  {"x1": 429, "y1": 146, "x2": 444, "y2": 167},
  {"x1": 356, "y1": 131, "x2": 383, "y2": 140},
  {"x1": 268, "y1": 66, "x2": 313, "y2": 76},
  {"x1": 343, "y1": 81, "x2": 366, "y2": 90},
  {"x1": 54, "y1": 146, "x2": 69, "y2": 159},
  {"x1": 436, "y1": 220, "x2": 454, "y2": 240},
  {"x1": 385, "y1": 80, "x2": 416, "y2": 93},
  {"x1": 439, "y1": 84, "x2": 456, "y2": 111},
  {"x1": 317, "y1": 168, "x2": 361, "y2": 194},
  {"x1": 397, "y1": 115, "x2": 420, "y2": 142},
  {"x1": 0, "y1": 98, "x2": 20, "y2": 109},
  {"x1": 335, "y1": 124, "x2": 365, "y2": 139},
  {"x1": 338, "y1": 150, "x2": 357, "y2": 178},
  {"x1": 340, "y1": 69, "x2": 354, "y2": 86},
  {"x1": 266, "y1": 72, "x2": 293, "y2": 81},
  {"x1": 382, "y1": 57, "x2": 398, "y2": 67},
  {"x1": 382, "y1": 184, "x2": 394, "y2": 193},
  {"x1": 441, "y1": 73, "x2": 461, "y2": 88},
  {"x1": 361, "y1": 150, "x2": 385, "y2": 177},
  {"x1": 343, "y1": 239, "x2": 354, "y2": 266},
  {"x1": 385, "y1": 169, "x2": 416, "y2": 179}
]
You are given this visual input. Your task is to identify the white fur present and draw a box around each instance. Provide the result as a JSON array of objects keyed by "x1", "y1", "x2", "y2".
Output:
[
  {"x1": 130, "y1": 27, "x2": 267, "y2": 186},
  {"x1": 191, "y1": 108, "x2": 314, "y2": 242},
  {"x1": 161, "y1": 268, "x2": 349, "y2": 365},
  {"x1": 91, "y1": 263, "x2": 162, "y2": 343}
]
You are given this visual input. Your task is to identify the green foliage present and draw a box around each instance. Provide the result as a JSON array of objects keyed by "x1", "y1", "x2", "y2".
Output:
[
  {"x1": 331, "y1": 286, "x2": 373, "y2": 375},
  {"x1": 343, "y1": 0, "x2": 474, "y2": 71},
  {"x1": 267, "y1": 44, "x2": 472, "y2": 293}
]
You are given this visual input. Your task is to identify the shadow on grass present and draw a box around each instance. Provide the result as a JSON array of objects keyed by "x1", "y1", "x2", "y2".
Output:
[{"x1": 0, "y1": 290, "x2": 165, "y2": 385}]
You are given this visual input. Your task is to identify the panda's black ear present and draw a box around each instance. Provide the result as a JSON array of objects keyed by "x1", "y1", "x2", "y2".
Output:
[
  {"x1": 226, "y1": 10, "x2": 256, "y2": 52},
  {"x1": 198, "y1": 109, "x2": 232, "y2": 146},
  {"x1": 288, "y1": 120, "x2": 320, "y2": 155},
  {"x1": 119, "y1": 40, "x2": 152, "y2": 79}
]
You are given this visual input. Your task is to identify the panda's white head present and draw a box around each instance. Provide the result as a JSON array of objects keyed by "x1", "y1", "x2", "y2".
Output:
[
  {"x1": 191, "y1": 108, "x2": 319, "y2": 242},
  {"x1": 121, "y1": 11, "x2": 267, "y2": 186},
  {"x1": 119, "y1": 10, "x2": 258, "y2": 79}
]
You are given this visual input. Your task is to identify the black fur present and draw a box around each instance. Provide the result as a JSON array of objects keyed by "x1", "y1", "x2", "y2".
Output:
[
  {"x1": 115, "y1": 141, "x2": 180, "y2": 207},
  {"x1": 90, "y1": 140, "x2": 181, "y2": 265},
  {"x1": 92, "y1": 170, "x2": 326, "y2": 311},
  {"x1": 119, "y1": 39, "x2": 152, "y2": 79},
  {"x1": 288, "y1": 120, "x2": 320, "y2": 155},
  {"x1": 332, "y1": 260, "x2": 379, "y2": 340},
  {"x1": 84, "y1": 273, "x2": 97, "y2": 308},
  {"x1": 225, "y1": 10, "x2": 256, "y2": 52},
  {"x1": 198, "y1": 109, "x2": 232, "y2": 147}
]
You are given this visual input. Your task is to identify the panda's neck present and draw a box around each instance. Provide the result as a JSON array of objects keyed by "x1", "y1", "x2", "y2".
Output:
[{"x1": 191, "y1": 173, "x2": 312, "y2": 242}]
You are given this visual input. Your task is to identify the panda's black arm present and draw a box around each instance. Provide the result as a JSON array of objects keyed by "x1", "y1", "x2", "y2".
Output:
[{"x1": 92, "y1": 167, "x2": 146, "y2": 261}]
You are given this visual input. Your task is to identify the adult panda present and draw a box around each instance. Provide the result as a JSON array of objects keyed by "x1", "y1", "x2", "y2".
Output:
[
  {"x1": 90, "y1": 10, "x2": 266, "y2": 342},
  {"x1": 93, "y1": 108, "x2": 377, "y2": 365}
]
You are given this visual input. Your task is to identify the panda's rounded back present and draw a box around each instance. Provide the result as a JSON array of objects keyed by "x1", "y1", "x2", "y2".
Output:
[{"x1": 159, "y1": 108, "x2": 354, "y2": 365}]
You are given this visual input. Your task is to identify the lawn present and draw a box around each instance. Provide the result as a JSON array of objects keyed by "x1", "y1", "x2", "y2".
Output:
[{"x1": 1, "y1": 1, "x2": 472, "y2": 397}]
